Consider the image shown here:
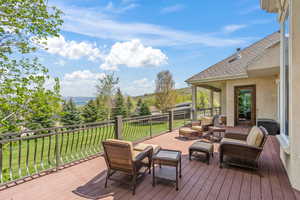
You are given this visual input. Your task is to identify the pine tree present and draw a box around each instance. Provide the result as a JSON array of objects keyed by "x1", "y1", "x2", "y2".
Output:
[
  {"x1": 126, "y1": 96, "x2": 134, "y2": 116},
  {"x1": 61, "y1": 98, "x2": 81, "y2": 125},
  {"x1": 140, "y1": 102, "x2": 151, "y2": 116},
  {"x1": 137, "y1": 98, "x2": 143, "y2": 108},
  {"x1": 94, "y1": 96, "x2": 109, "y2": 121},
  {"x1": 82, "y1": 100, "x2": 98, "y2": 123},
  {"x1": 112, "y1": 88, "x2": 127, "y2": 117}
]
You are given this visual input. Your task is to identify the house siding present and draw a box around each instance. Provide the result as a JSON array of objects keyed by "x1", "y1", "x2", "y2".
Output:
[
  {"x1": 279, "y1": 0, "x2": 300, "y2": 191},
  {"x1": 225, "y1": 76, "x2": 278, "y2": 127}
]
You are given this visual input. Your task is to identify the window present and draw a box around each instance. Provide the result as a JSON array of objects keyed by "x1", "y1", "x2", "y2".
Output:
[{"x1": 282, "y1": 10, "x2": 290, "y2": 137}]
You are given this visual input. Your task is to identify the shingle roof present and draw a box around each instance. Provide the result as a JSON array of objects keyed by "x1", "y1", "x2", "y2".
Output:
[{"x1": 185, "y1": 31, "x2": 280, "y2": 83}]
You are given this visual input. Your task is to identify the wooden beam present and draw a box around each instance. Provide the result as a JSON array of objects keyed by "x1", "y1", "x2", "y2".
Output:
[{"x1": 197, "y1": 84, "x2": 221, "y2": 92}]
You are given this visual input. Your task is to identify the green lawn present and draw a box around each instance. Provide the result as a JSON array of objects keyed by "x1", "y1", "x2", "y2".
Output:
[{"x1": 1, "y1": 119, "x2": 186, "y2": 183}]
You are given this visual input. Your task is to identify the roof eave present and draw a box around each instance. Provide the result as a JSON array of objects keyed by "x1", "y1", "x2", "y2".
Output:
[
  {"x1": 260, "y1": 0, "x2": 279, "y2": 13},
  {"x1": 186, "y1": 74, "x2": 249, "y2": 85}
]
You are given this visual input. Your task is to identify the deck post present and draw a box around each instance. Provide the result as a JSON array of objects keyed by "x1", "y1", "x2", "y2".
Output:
[
  {"x1": 115, "y1": 115, "x2": 123, "y2": 140},
  {"x1": 210, "y1": 90, "x2": 214, "y2": 116},
  {"x1": 169, "y1": 110, "x2": 174, "y2": 131},
  {"x1": 55, "y1": 132, "x2": 60, "y2": 170},
  {"x1": 191, "y1": 85, "x2": 197, "y2": 120}
]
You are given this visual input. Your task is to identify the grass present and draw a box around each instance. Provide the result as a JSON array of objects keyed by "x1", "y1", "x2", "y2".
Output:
[{"x1": 1, "y1": 118, "x2": 186, "y2": 183}]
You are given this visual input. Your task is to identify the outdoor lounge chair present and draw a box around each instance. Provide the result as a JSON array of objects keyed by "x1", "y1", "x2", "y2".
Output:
[
  {"x1": 102, "y1": 139, "x2": 153, "y2": 195},
  {"x1": 219, "y1": 126, "x2": 268, "y2": 170},
  {"x1": 190, "y1": 116, "x2": 214, "y2": 132}
]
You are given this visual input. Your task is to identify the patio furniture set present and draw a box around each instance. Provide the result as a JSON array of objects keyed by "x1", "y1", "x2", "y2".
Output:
[{"x1": 102, "y1": 115, "x2": 268, "y2": 195}]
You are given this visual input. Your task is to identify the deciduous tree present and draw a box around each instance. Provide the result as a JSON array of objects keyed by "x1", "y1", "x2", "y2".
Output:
[
  {"x1": 154, "y1": 70, "x2": 177, "y2": 112},
  {"x1": 95, "y1": 73, "x2": 119, "y2": 119},
  {"x1": 0, "y1": 0, "x2": 63, "y2": 132}
]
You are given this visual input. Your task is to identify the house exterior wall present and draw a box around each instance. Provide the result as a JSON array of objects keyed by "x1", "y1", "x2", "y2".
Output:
[
  {"x1": 224, "y1": 76, "x2": 278, "y2": 126},
  {"x1": 277, "y1": 0, "x2": 300, "y2": 191},
  {"x1": 261, "y1": 0, "x2": 300, "y2": 191}
]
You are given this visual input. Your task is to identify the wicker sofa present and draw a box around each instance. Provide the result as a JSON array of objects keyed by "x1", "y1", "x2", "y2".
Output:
[
  {"x1": 102, "y1": 139, "x2": 153, "y2": 195},
  {"x1": 219, "y1": 126, "x2": 268, "y2": 170}
]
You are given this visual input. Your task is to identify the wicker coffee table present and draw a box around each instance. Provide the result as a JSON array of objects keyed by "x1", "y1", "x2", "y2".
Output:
[{"x1": 152, "y1": 149, "x2": 182, "y2": 190}]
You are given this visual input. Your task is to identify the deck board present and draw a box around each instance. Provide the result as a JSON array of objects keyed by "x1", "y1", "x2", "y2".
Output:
[{"x1": 0, "y1": 130, "x2": 297, "y2": 200}]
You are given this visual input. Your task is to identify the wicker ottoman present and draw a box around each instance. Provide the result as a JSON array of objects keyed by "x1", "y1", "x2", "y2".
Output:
[
  {"x1": 179, "y1": 127, "x2": 200, "y2": 139},
  {"x1": 189, "y1": 141, "x2": 214, "y2": 164}
]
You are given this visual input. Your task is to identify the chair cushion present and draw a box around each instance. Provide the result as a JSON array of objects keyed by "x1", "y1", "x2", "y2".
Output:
[
  {"x1": 134, "y1": 143, "x2": 161, "y2": 154},
  {"x1": 191, "y1": 125, "x2": 203, "y2": 132},
  {"x1": 105, "y1": 139, "x2": 134, "y2": 158},
  {"x1": 179, "y1": 127, "x2": 197, "y2": 134},
  {"x1": 246, "y1": 126, "x2": 264, "y2": 147},
  {"x1": 201, "y1": 117, "x2": 213, "y2": 126},
  {"x1": 221, "y1": 138, "x2": 247, "y2": 145},
  {"x1": 132, "y1": 150, "x2": 149, "y2": 164}
]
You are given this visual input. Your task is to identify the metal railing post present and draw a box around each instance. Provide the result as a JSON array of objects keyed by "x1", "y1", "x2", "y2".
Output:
[
  {"x1": 55, "y1": 132, "x2": 60, "y2": 170},
  {"x1": 149, "y1": 116, "x2": 152, "y2": 137},
  {"x1": 115, "y1": 115, "x2": 123, "y2": 140},
  {"x1": 169, "y1": 110, "x2": 174, "y2": 132}
]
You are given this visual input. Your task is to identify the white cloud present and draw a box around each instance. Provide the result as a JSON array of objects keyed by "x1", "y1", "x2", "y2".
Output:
[
  {"x1": 105, "y1": 1, "x2": 138, "y2": 13},
  {"x1": 54, "y1": 3, "x2": 248, "y2": 47},
  {"x1": 58, "y1": 70, "x2": 105, "y2": 96},
  {"x1": 37, "y1": 35, "x2": 103, "y2": 61},
  {"x1": 223, "y1": 24, "x2": 247, "y2": 34},
  {"x1": 161, "y1": 4, "x2": 185, "y2": 14},
  {"x1": 123, "y1": 78, "x2": 155, "y2": 96},
  {"x1": 64, "y1": 70, "x2": 105, "y2": 80},
  {"x1": 100, "y1": 39, "x2": 168, "y2": 71}
]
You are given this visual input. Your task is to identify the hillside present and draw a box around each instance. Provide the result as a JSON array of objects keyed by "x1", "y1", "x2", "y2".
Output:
[{"x1": 67, "y1": 86, "x2": 218, "y2": 109}]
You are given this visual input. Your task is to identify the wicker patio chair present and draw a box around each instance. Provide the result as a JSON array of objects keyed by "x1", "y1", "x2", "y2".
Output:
[
  {"x1": 102, "y1": 139, "x2": 153, "y2": 195},
  {"x1": 219, "y1": 126, "x2": 268, "y2": 170},
  {"x1": 191, "y1": 116, "x2": 214, "y2": 132}
]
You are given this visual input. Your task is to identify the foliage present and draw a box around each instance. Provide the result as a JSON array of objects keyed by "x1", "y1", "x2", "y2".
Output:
[
  {"x1": 95, "y1": 73, "x2": 119, "y2": 119},
  {"x1": 197, "y1": 91, "x2": 209, "y2": 109},
  {"x1": 126, "y1": 96, "x2": 134, "y2": 116},
  {"x1": 0, "y1": 0, "x2": 63, "y2": 133},
  {"x1": 81, "y1": 100, "x2": 98, "y2": 123},
  {"x1": 112, "y1": 88, "x2": 127, "y2": 117},
  {"x1": 61, "y1": 99, "x2": 81, "y2": 125},
  {"x1": 0, "y1": 0, "x2": 63, "y2": 59},
  {"x1": 154, "y1": 70, "x2": 177, "y2": 112},
  {"x1": 139, "y1": 102, "x2": 151, "y2": 116},
  {"x1": 25, "y1": 78, "x2": 61, "y2": 130},
  {"x1": 136, "y1": 98, "x2": 143, "y2": 108},
  {"x1": 94, "y1": 96, "x2": 109, "y2": 121}
]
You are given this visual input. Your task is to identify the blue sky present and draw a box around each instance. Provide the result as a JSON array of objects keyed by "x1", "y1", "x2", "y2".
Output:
[{"x1": 40, "y1": 0, "x2": 278, "y2": 97}]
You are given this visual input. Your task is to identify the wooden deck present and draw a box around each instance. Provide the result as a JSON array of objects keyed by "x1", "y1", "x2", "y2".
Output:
[{"x1": 0, "y1": 129, "x2": 299, "y2": 200}]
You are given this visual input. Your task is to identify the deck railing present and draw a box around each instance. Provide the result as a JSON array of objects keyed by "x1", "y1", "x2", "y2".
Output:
[
  {"x1": 0, "y1": 110, "x2": 190, "y2": 186},
  {"x1": 196, "y1": 107, "x2": 221, "y2": 118}
]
